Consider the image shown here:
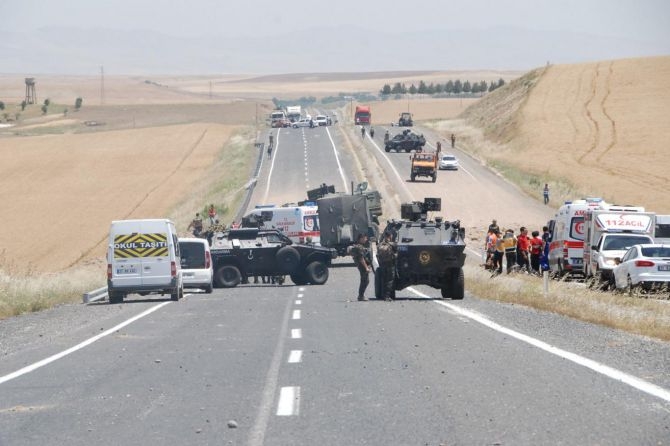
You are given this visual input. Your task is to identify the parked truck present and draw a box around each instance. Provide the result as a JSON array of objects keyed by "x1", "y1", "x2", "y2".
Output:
[
  {"x1": 398, "y1": 112, "x2": 413, "y2": 126},
  {"x1": 286, "y1": 106, "x2": 301, "y2": 123},
  {"x1": 354, "y1": 105, "x2": 371, "y2": 125},
  {"x1": 583, "y1": 205, "x2": 656, "y2": 287}
]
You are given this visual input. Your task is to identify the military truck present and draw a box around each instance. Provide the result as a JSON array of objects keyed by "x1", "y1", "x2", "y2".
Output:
[
  {"x1": 374, "y1": 198, "x2": 466, "y2": 300},
  {"x1": 384, "y1": 130, "x2": 426, "y2": 152},
  {"x1": 410, "y1": 152, "x2": 438, "y2": 182},
  {"x1": 398, "y1": 112, "x2": 413, "y2": 127},
  {"x1": 306, "y1": 183, "x2": 383, "y2": 256}
]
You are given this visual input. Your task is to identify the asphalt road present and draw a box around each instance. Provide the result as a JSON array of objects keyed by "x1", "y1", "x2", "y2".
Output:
[{"x1": 0, "y1": 119, "x2": 668, "y2": 445}]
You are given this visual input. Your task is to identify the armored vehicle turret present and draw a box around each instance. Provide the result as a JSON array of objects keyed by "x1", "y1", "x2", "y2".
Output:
[{"x1": 374, "y1": 198, "x2": 466, "y2": 299}]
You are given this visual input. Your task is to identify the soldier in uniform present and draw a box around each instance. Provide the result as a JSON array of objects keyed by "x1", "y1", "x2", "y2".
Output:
[
  {"x1": 377, "y1": 231, "x2": 397, "y2": 301},
  {"x1": 187, "y1": 213, "x2": 204, "y2": 237},
  {"x1": 350, "y1": 233, "x2": 371, "y2": 301}
]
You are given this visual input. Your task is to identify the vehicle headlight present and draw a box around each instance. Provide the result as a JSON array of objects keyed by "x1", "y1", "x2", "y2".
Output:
[{"x1": 604, "y1": 258, "x2": 616, "y2": 266}]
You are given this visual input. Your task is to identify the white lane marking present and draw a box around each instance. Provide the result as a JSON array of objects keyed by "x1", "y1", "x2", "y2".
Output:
[
  {"x1": 407, "y1": 287, "x2": 670, "y2": 404},
  {"x1": 367, "y1": 136, "x2": 411, "y2": 200},
  {"x1": 297, "y1": 293, "x2": 304, "y2": 298},
  {"x1": 299, "y1": 287, "x2": 305, "y2": 292},
  {"x1": 248, "y1": 291, "x2": 294, "y2": 445},
  {"x1": 288, "y1": 350, "x2": 303, "y2": 364},
  {"x1": 291, "y1": 328, "x2": 302, "y2": 339},
  {"x1": 292, "y1": 310, "x2": 301, "y2": 320},
  {"x1": 325, "y1": 127, "x2": 349, "y2": 193},
  {"x1": 295, "y1": 300, "x2": 302, "y2": 305},
  {"x1": 263, "y1": 129, "x2": 281, "y2": 204},
  {"x1": 0, "y1": 301, "x2": 172, "y2": 385},
  {"x1": 276, "y1": 386, "x2": 301, "y2": 416}
]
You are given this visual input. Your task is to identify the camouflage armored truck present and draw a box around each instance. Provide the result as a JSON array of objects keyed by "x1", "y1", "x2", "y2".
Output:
[
  {"x1": 306, "y1": 183, "x2": 382, "y2": 257},
  {"x1": 374, "y1": 198, "x2": 466, "y2": 299}
]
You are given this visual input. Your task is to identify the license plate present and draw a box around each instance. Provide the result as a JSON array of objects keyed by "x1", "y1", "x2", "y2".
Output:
[
  {"x1": 183, "y1": 272, "x2": 194, "y2": 277},
  {"x1": 658, "y1": 265, "x2": 670, "y2": 271},
  {"x1": 116, "y1": 267, "x2": 137, "y2": 274}
]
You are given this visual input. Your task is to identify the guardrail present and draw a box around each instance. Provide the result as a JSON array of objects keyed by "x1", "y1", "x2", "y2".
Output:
[{"x1": 83, "y1": 286, "x2": 108, "y2": 304}]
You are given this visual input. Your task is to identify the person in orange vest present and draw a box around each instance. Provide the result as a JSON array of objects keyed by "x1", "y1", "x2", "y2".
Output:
[{"x1": 502, "y1": 229, "x2": 517, "y2": 274}]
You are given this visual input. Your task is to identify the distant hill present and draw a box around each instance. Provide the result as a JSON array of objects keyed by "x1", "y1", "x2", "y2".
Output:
[
  {"x1": 460, "y1": 56, "x2": 670, "y2": 213},
  {"x1": 0, "y1": 25, "x2": 667, "y2": 75}
]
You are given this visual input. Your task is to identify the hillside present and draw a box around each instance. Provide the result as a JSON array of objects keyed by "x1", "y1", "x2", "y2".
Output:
[{"x1": 460, "y1": 56, "x2": 670, "y2": 214}]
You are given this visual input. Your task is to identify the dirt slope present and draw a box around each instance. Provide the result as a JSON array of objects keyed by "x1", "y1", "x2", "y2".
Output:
[{"x1": 462, "y1": 56, "x2": 670, "y2": 213}]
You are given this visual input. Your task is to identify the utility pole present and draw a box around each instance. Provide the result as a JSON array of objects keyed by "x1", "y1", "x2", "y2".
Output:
[
  {"x1": 100, "y1": 65, "x2": 105, "y2": 105},
  {"x1": 209, "y1": 81, "x2": 212, "y2": 99}
]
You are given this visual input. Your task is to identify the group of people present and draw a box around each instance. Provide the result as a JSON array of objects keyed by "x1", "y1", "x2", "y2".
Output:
[
  {"x1": 484, "y1": 219, "x2": 551, "y2": 276},
  {"x1": 187, "y1": 205, "x2": 227, "y2": 244}
]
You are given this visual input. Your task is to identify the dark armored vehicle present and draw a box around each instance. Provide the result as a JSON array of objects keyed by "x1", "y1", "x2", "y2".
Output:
[
  {"x1": 374, "y1": 198, "x2": 466, "y2": 299},
  {"x1": 306, "y1": 183, "x2": 383, "y2": 257},
  {"x1": 210, "y1": 228, "x2": 336, "y2": 287},
  {"x1": 384, "y1": 130, "x2": 426, "y2": 152}
]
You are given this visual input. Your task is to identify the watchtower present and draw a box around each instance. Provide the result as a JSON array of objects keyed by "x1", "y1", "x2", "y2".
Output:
[{"x1": 25, "y1": 78, "x2": 37, "y2": 104}]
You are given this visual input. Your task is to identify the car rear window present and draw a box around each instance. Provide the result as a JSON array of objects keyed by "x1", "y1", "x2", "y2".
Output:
[
  {"x1": 179, "y1": 242, "x2": 206, "y2": 268},
  {"x1": 641, "y1": 247, "x2": 670, "y2": 258}
]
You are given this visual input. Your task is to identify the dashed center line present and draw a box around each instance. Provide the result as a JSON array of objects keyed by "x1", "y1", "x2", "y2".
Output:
[
  {"x1": 288, "y1": 350, "x2": 303, "y2": 364},
  {"x1": 276, "y1": 386, "x2": 300, "y2": 416},
  {"x1": 295, "y1": 300, "x2": 302, "y2": 305},
  {"x1": 292, "y1": 310, "x2": 301, "y2": 320},
  {"x1": 291, "y1": 329, "x2": 302, "y2": 339}
]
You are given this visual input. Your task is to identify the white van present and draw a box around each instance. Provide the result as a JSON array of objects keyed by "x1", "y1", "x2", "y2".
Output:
[
  {"x1": 107, "y1": 219, "x2": 183, "y2": 303},
  {"x1": 655, "y1": 215, "x2": 670, "y2": 244},
  {"x1": 178, "y1": 237, "x2": 214, "y2": 293}
]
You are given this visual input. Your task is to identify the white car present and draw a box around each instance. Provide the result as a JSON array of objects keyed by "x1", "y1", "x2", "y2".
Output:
[
  {"x1": 314, "y1": 115, "x2": 328, "y2": 126},
  {"x1": 612, "y1": 244, "x2": 670, "y2": 293},
  {"x1": 178, "y1": 237, "x2": 214, "y2": 293},
  {"x1": 292, "y1": 117, "x2": 315, "y2": 128},
  {"x1": 439, "y1": 154, "x2": 459, "y2": 170}
]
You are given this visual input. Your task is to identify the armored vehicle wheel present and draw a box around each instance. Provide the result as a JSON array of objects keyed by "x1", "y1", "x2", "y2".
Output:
[
  {"x1": 215, "y1": 265, "x2": 241, "y2": 288},
  {"x1": 441, "y1": 268, "x2": 464, "y2": 300},
  {"x1": 410, "y1": 174, "x2": 416, "y2": 182},
  {"x1": 385, "y1": 146, "x2": 390, "y2": 152},
  {"x1": 305, "y1": 261, "x2": 329, "y2": 285},
  {"x1": 431, "y1": 173, "x2": 437, "y2": 183},
  {"x1": 109, "y1": 291, "x2": 124, "y2": 304},
  {"x1": 374, "y1": 269, "x2": 382, "y2": 299},
  {"x1": 204, "y1": 283, "x2": 213, "y2": 294},
  {"x1": 290, "y1": 272, "x2": 308, "y2": 285},
  {"x1": 276, "y1": 246, "x2": 301, "y2": 273}
]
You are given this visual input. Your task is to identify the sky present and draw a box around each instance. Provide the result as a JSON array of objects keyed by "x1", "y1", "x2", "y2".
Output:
[
  {"x1": 1, "y1": 0, "x2": 668, "y2": 74},
  {"x1": 2, "y1": 0, "x2": 668, "y2": 42}
]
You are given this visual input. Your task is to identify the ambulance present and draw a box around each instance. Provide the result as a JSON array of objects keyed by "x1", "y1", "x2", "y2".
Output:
[
  {"x1": 654, "y1": 215, "x2": 670, "y2": 244},
  {"x1": 547, "y1": 198, "x2": 605, "y2": 277},
  {"x1": 583, "y1": 205, "x2": 655, "y2": 284},
  {"x1": 107, "y1": 219, "x2": 183, "y2": 304},
  {"x1": 239, "y1": 205, "x2": 320, "y2": 245}
]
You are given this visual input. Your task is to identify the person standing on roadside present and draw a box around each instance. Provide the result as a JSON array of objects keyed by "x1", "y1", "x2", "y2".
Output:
[
  {"x1": 492, "y1": 230, "x2": 505, "y2": 276},
  {"x1": 450, "y1": 133, "x2": 456, "y2": 148},
  {"x1": 187, "y1": 213, "x2": 204, "y2": 238},
  {"x1": 350, "y1": 233, "x2": 371, "y2": 301},
  {"x1": 268, "y1": 133, "x2": 274, "y2": 148},
  {"x1": 516, "y1": 227, "x2": 531, "y2": 272},
  {"x1": 376, "y1": 231, "x2": 397, "y2": 301},
  {"x1": 530, "y1": 230, "x2": 543, "y2": 274},
  {"x1": 207, "y1": 204, "x2": 217, "y2": 225},
  {"x1": 361, "y1": 126, "x2": 366, "y2": 138},
  {"x1": 436, "y1": 141, "x2": 442, "y2": 153},
  {"x1": 488, "y1": 219, "x2": 500, "y2": 234},
  {"x1": 543, "y1": 183, "x2": 550, "y2": 205},
  {"x1": 370, "y1": 127, "x2": 375, "y2": 139},
  {"x1": 502, "y1": 229, "x2": 517, "y2": 274}
]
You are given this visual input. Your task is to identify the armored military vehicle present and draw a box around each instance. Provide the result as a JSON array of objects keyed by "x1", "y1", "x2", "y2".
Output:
[
  {"x1": 374, "y1": 198, "x2": 466, "y2": 299},
  {"x1": 384, "y1": 130, "x2": 426, "y2": 152},
  {"x1": 304, "y1": 183, "x2": 383, "y2": 257}
]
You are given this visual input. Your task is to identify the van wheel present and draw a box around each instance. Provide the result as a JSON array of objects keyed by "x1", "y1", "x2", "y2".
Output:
[
  {"x1": 215, "y1": 265, "x2": 241, "y2": 288},
  {"x1": 305, "y1": 261, "x2": 329, "y2": 285},
  {"x1": 109, "y1": 291, "x2": 124, "y2": 304},
  {"x1": 374, "y1": 269, "x2": 382, "y2": 299},
  {"x1": 204, "y1": 282, "x2": 213, "y2": 294},
  {"x1": 431, "y1": 173, "x2": 437, "y2": 183},
  {"x1": 170, "y1": 285, "x2": 182, "y2": 301},
  {"x1": 276, "y1": 246, "x2": 300, "y2": 274}
]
